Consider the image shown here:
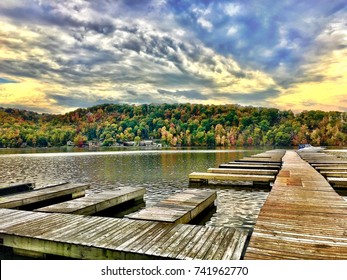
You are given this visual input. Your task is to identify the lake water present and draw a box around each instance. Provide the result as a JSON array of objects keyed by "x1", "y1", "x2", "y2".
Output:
[
  {"x1": 1, "y1": 147, "x2": 346, "y2": 222},
  {"x1": 1, "y1": 147, "x2": 346, "y2": 259},
  {"x1": 0, "y1": 147, "x2": 271, "y2": 229}
]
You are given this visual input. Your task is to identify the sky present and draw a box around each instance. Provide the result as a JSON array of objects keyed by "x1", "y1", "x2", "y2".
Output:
[{"x1": 0, "y1": 0, "x2": 346, "y2": 114}]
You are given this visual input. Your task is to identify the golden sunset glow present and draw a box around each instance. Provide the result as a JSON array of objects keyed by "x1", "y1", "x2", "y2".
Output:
[{"x1": 0, "y1": 1, "x2": 346, "y2": 113}]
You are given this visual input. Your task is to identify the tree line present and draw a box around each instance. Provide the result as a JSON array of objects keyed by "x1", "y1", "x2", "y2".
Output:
[{"x1": 0, "y1": 104, "x2": 346, "y2": 148}]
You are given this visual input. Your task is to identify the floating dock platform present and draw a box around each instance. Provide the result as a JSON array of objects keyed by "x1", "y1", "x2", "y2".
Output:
[
  {"x1": 299, "y1": 151, "x2": 347, "y2": 189},
  {"x1": 126, "y1": 189, "x2": 216, "y2": 224},
  {"x1": 326, "y1": 177, "x2": 347, "y2": 188},
  {"x1": 2, "y1": 149, "x2": 346, "y2": 260},
  {"x1": 319, "y1": 171, "x2": 347, "y2": 177},
  {"x1": 245, "y1": 151, "x2": 347, "y2": 259},
  {"x1": 35, "y1": 187, "x2": 145, "y2": 215},
  {"x1": 189, "y1": 172, "x2": 275, "y2": 186},
  {"x1": 189, "y1": 150, "x2": 283, "y2": 186},
  {"x1": 208, "y1": 168, "x2": 278, "y2": 175},
  {"x1": 0, "y1": 208, "x2": 248, "y2": 260},
  {"x1": 0, "y1": 183, "x2": 90, "y2": 210}
]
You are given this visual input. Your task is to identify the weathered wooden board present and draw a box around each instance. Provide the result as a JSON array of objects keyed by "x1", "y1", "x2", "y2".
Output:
[
  {"x1": 220, "y1": 163, "x2": 281, "y2": 170},
  {"x1": 319, "y1": 171, "x2": 347, "y2": 177},
  {"x1": 126, "y1": 189, "x2": 216, "y2": 224},
  {"x1": 35, "y1": 187, "x2": 145, "y2": 215},
  {"x1": 0, "y1": 183, "x2": 90, "y2": 209},
  {"x1": 244, "y1": 151, "x2": 347, "y2": 260},
  {"x1": 228, "y1": 161, "x2": 281, "y2": 166},
  {"x1": 235, "y1": 158, "x2": 282, "y2": 164},
  {"x1": 309, "y1": 161, "x2": 347, "y2": 164},
  {"x1": 189, "y1": 172, "x2": 275, "y2": 184},
  {"x1": 207, "y1": 168, "x2": 278, "y2": 175},
  {"x1": 327, "y1": 177, "x2": 347, "y2": 187},
  {"x1": 235, "y1": 150, "x2": 285, "y2": 164},
  {"x1": 0, "y1": 208, "x2": 248, "y2": 260},
  {"x1": 315, "y1": 166, "x2": 347, "y2": 171}
]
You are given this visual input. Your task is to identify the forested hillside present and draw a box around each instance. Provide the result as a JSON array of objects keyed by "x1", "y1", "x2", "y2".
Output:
[{"x1": 0, "y1": 104, "x2": 346, "y2": 148}]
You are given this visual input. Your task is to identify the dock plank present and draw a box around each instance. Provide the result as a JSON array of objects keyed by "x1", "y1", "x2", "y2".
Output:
[
  {"x1": 193, "y1": 227, "x2": 224, "y2": 260},
  {"x1": 207, "y1": 168, "x2": 278, "y2": 175},
  {"x1": 167, "y1": 226, "x2": 201, "y2": 259},
  {"x1": 235, "y1": 158, "x2": 281, "y2": 164},
  {"x1": 0, "y1": 183, "x2": 90, "y2": 209},
  {"x1": 203, "y1": 227, "x2": 229, "y2": 260},
  {"x1": 228, "y1": 161, "x2": 281, "y2": 166},
  {"x1": 219, "y1": 163, "x2": 280, "y2": 170},
  {"x1": 182, "y1": 226, "x2": 215, "y2": 260},
  {"x1": 136, "y1": 223, "x2": 176, "y2": 254},
  {"x1": 224, "y1": 229, "x2": 249, "y2": 260},
  {"x1": 35, "y1": 187, "x2": 145, "y2": 215},
  {"x1": 319, "y1": 171, "x2": 347, "y2": 177},
  {"x1": 126, "y1": 189, "x2": 216, "y2": 224},
  {"x1": 327, "y1": 177, "x2": 347, "y2": 188},
  {"x1": 189, "y1": 172, "x2": 275, "y2": 184}
]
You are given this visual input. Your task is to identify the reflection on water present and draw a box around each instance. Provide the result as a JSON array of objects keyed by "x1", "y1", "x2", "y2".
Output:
[{"x1": 0, "y1": 148, "x2": 270, "y2": 229}]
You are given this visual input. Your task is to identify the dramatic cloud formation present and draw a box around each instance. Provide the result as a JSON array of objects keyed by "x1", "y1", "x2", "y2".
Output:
[{"x1": 0, "y1": 0, "x2": 346, "y2": 113}]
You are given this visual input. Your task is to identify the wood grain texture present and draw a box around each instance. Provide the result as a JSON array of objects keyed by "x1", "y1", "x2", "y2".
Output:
[
  {"x1": 0, "y1": 183, "x2": 90, "y2": 209},
  {"x1": 0, "y1": 208, "x2": 248, "y2": 260},
  {"x1": 126, "y1": 189, "x2": 216, "y2": 224},
  {"x1": 244, "y1": 151, "x2": 347, "y2": 260},
  {"x1": 35, "y1": 187, "x2": 145, "y2": 215}
]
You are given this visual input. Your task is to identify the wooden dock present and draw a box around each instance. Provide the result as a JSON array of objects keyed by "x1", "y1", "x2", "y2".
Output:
[
  {"x1": 0, "y1": 183, "x2": 90, "y2": 210},
  {"x1": 189, "y1": 150, "x2": 283, "y2": 186},
  {"x1": 0, "y1": 182, "x2": 35, "y2": 196},
  {"x1": 189, "y1": 172, "x2": 275, "y2": 186},
  {"x1": 326, "y1": 177, "x2": 347, "y2": 188},
  {"x1": 0, "y1": 208, "x2": 248, "y2": 260},
  {"x1": 235, "y1": 158, "x2": 281, "y2": 164},
  {"x1": 228, "y1": 161, "x2": 281, "y2": 165},
  {"x1": 207, "y1": 168, "x2": 278, "y2": 175},
  {"x1": 219, "y1": 163, "x2": 281, "y2": 170},
  {"x1": 320, "y1": 171, "x2": 347, "y2": 177},
  {"x1": 126, "y1": 189, "x2": 216, "y2": 224},
  {"x1": 244, "y1": 151, "x2": 347, "y2": 259},
  {"x1": 35, "y1": 187, "x2": 145, "y2": 215},
  {"x1": 299, "y1": 151, "x2": 347, "y2": 189},
  {"x1": 236, "y1": 150, "x2": 285, "y2": 163},
  {"x1": 314, "y1": 165, "x2": 347, "y2": 170}
]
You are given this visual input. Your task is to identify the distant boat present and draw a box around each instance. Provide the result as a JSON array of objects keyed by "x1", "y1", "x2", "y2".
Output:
[{"x1": 298, "y1": 144, "x2": 325, "y2": 153}]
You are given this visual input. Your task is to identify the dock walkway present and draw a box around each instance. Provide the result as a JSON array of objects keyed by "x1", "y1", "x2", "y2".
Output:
[
  {"x1": 245, "y1": 151, "x2": 347, "y2": 259},
  {"x1": 126, "y1": 189, "x2": 216, "y2": 224},
  {"x1": 0, "y1": 183, "x2": 90, "y2": 210},
  {"x1": 0, "y1": 208, "x2": 248, "y2": 260},
  {"x1": 35, "y1": 187, "x2": 145, "y2": 215}
]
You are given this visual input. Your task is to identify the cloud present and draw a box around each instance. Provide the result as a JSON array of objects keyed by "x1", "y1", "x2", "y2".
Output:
[
  {"x1": 46, "y1": 92, "x2": 120, "y2": 109},
  {"x1": 301, "y1": 100, "x2": 318, "y2": 107},
  {"x1": 168, "y1": 1, "x2": 346, "y2": 86},
  {"x1": 0, "y1": 0, "x2": 345, "y2": 113},
  {"x1": 197, "y1": 17, "x2": 213, "y2": 32},
  {"x1": 224, "y1": 3, "x2": 242, "y2": 17},
  {"x1": 157, "y1": 89, "x2": 208, "y2": 100},
  {"x1": 218, "y1": 89, "x2": 281, "y2": 106},
  {"x1": 0, "y1": 1, "x2": 277, "y2": 109},
  {"x1": 227, "y1": 26, "x2": 238, "y2": 37},
  {"x1": 0, "y1": 77, "x2": 18, "y2": 84}
]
